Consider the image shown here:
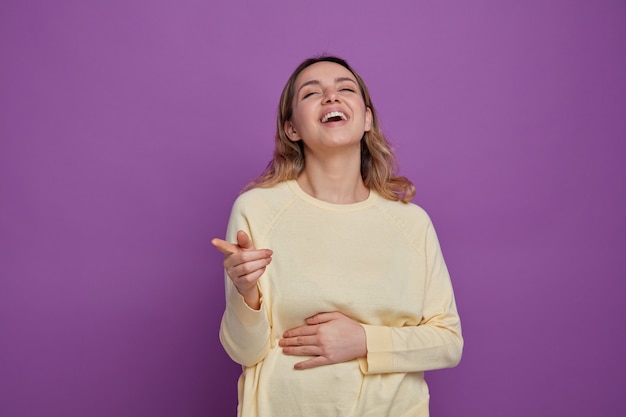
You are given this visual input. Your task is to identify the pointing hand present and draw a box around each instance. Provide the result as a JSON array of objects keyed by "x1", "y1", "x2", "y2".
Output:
[{"x1": 211, "y1": 230, "x2": 272, "y2": 309}]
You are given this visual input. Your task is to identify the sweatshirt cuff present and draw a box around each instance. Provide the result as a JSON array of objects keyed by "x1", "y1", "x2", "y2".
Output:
[
  {"x1": 227, "y1": 285, "x2": 265, "y2": 327},
  {"x1": 358, "y1": 324, "x2": 394, "y2": 374}
]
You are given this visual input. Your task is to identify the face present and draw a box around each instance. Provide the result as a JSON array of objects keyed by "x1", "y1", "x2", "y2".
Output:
[{"x1": 284, "y1": 61, "x2": 372, "y2": 154}]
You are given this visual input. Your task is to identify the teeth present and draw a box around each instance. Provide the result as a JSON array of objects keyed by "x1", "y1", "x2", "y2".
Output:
[{"x1": 321, "y1": 111, "x2": 347, "y2": 123}]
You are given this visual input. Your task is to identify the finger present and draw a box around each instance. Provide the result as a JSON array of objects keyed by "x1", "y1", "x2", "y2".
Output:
[
  {"x1": 283, "y1": 324, "x2": 319, "y2": 338},
  {"x1": 294, "y1": 356, "x2": 330, "y2": 370},
  {"x1": 305, "y1": 312, "x2": 339, "y2": 324},
  {"x1": 232, "y1": 249, "x2": 273, "y2": 265},
  {"x1": 211, "y1": 238, "x2": 238, "y2": 255},
  {"x1": 279, "y1": 334, "x2": 318, "y2": 347},
  {"x1": 230, "y1": 257, "x2": 272, "y2": 278},
  {"x1": 237, "y1": 230, "x2": 255, "y2": 250},
  {"x1": 225, "y1": 251, "x2": 272, "y2": 273},
  {"x1": 282, "y1": 344, "x2": 323, "y2": 357},
  {"x1": 231, "y1": 267, "x2": 266, "y2": 292}
]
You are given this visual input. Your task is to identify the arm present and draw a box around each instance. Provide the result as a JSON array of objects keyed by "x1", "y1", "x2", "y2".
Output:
[
  {"x1": 359, "y1": 221, "x2": 463, "y2": 374},
  {"x1": 280, "y1": 221, "x2": 463, "y2": 373},
  {"x1": 213, "y1": 215, "x2": 273, "y2": 367}
]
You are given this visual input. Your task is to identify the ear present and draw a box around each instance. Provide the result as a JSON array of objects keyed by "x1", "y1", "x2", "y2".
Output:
[
  {"x1": 284, "y1": 121, "x2": 300, "y2": 141},
  {"x1": 364, "y1": 107, "x2": 373, "y2": 132}
]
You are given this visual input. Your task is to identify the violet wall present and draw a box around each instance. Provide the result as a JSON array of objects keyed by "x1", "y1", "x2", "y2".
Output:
[{"x1": 1, "y1": 1, "x2": 624, "y2": 416}]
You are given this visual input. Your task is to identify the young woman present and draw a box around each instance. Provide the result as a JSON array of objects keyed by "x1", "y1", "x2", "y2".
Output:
[{"x1": 212, "y1": 56, "x2": 463, "y2": 417}]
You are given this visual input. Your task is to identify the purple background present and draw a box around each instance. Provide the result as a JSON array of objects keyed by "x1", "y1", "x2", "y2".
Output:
[{"x1": 1, "y1": 1, "x2": 625, "y2": 416}]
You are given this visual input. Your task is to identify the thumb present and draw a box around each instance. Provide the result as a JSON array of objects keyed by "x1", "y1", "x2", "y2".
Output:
[
  {"x1": 237, "y1": 230, "x2": 255, "y2": 250},
  {"x1": 306, "y1": 312, "x2": 338, "y2": 324}
]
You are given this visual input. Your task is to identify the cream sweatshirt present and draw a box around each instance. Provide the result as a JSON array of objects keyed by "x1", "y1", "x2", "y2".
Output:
[{"x1": 219, "y1": 180, "x2": 462, "y2": 417}]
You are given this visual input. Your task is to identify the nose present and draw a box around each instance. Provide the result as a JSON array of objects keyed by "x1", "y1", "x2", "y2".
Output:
[{"x1": 323, "y1": 89, "x2": 339, "y2": 103}]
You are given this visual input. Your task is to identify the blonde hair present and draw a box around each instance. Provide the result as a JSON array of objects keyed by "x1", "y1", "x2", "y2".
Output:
[{"x1": 244, "y1": 56, "x2": 415, "y2": 203}]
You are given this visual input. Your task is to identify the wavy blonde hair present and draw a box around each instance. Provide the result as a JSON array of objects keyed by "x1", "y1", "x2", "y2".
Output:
[{"x1": 244, "y1": 55, "x2": 415, "y2": 203}]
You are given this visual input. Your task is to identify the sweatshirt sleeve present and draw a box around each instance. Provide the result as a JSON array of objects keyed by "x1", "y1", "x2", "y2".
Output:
[
  {"x1": 358, "y1": 221, "x2": 463, "y2": 374},
  {"x1": 218, "y1": 202, "x2": 271, "y2": 367}
]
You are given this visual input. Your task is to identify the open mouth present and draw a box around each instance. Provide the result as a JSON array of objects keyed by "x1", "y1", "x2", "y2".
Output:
[{"x1": 321, "y1": 111, "x2": 348, "y2": 123}]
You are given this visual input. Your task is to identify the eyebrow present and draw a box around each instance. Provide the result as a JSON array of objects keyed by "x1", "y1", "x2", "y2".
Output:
[{"x1": 297, "y1": 77, "x2": 358, "y2": 94}]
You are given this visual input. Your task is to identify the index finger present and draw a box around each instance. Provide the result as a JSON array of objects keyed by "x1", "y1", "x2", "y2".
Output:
[
  {"x1": 211, "y1": 238, "x2": 238, "y2": 255},
  {"x1": 283, "y1": 324, "x2": 319, "y2": 338}
]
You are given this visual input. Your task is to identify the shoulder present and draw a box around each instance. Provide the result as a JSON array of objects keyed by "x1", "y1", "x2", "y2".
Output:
[
  {"x1": 230, "y1": 181, "x2": 297, "y2": 219},
  {"x1": 226, "y1": 182, "x2": 298, "y2": 240},
  {"x1": 374, "y1": 196, "x2": 433, "y2": 228},
  {"x1": 372, "y1": 196, "x2": 436, "y2": 247}
]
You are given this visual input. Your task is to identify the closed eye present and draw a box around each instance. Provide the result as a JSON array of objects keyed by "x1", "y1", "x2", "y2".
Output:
[{"x1": 302, "y1": 91, "x2": 319, "y2": 99}]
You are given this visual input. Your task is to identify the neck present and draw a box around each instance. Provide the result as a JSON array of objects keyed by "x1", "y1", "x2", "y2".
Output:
[{"x1": 297, "y1": 148, "x2": 369, "y2": 204}]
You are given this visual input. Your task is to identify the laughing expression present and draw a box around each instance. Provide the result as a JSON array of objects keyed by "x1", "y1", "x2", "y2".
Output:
[{"x1": 285, "y1": 61, "x2": 372, "y2": 153}]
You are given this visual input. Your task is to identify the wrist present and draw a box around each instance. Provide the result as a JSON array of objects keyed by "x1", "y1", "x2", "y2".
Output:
[{"x1": 238, "y1": 286, "x2": 261, "y2": 310}]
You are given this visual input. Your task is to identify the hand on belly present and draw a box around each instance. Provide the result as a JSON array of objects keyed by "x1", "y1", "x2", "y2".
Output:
[{"x1": 279, "y1": 311, "x2": 367, "y2": 370}]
